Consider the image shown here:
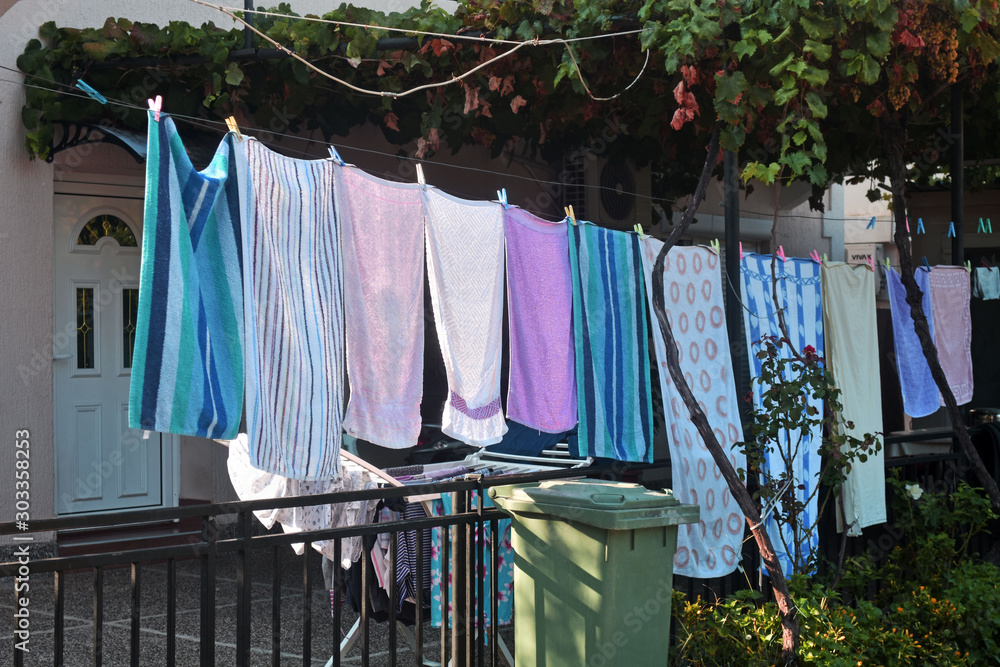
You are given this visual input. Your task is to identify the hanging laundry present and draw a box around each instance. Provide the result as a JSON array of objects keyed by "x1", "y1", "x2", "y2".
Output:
[
  {"x1": 236, "y1": 139, "x2": 343, "y2": 479},
  {"x1": 741, "y1": 253, "x2": 824, "y2": 576},
  {"x1": 337, "y1": 166, "x2": 426, "y2": 448},
  {"x1": 886, "y1": 267, "x2": 939, "y2": 418},
  {"x1": 973, "y1": 266, "x2": 1000, "y2": 300},
  {"x1": 226, "y1": 434, "x2": 379, "y2": 568},
  {"x1": 423, "y1": 189, "x2": 507, "y2": 447},
  {"x1": 640, "y1": 241, "x2": 745, "y2": 578},
  {"x1": 504, "y1": 208, "x2": 577, "y2": 433},
  {"x1": 568, "y1": 223, "x2": 654, "y2": 463},
  {"x1": 821, "y1": 262, "x2": 885, "y2": 536},
  {"x1": 130, "y1": 112, "x2": 244, "y2": 440},
  {"x1": 429, "y1": 492, "x2": 514, "y2": 629},
  {"x1": 929, "y1": 266, "x2": 974, "y2": 406}
]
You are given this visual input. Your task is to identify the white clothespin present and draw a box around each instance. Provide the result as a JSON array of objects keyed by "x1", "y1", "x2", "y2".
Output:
[
  {"x1": 415, "y1": 163, "x2": 426, "y2": 188},
  {"x1": 143, "y1": 430, "x2": 150, "y2": 440},
  {"x1": 148, "y1": 95, "x2": 162, "y2": 122}
]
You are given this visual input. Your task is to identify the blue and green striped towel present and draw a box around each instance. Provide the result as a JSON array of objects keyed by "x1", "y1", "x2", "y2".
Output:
[
  {"x1": 567, "y1": 222, "x2": 654, "y2": 463},
  {"x1": 129, "y1": 112, "x2": 244, "y2": 439}
]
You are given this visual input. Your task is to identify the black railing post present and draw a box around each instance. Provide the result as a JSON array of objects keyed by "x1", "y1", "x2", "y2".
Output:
[
  {"x1": 272, "y1": 545, "x2": 283, "y2": 667},
  {"x1": 236, "y1": 509, "x2": 253, "y2": 667},
  {"x1": 130, "y1": 563, "x2": 141, "y2": 667},
  {"x1": 302, "y1": 544, "x2": 313, "y2": 667},
  {"x1": 167, "y1": 558, "x2": 177, "y2": 666},
  {"x1": 951, "y1": 81, "x2": 964, "y2": 265},
  {"x1": 93, "y1": 567, "x2": 104, "y2": 667},
  {"x1": 452, "y1": 490, "x2": 469, "y2": 667},
  {"x1": 200, "y1": 515, "x2": 218, "y2": 667}
]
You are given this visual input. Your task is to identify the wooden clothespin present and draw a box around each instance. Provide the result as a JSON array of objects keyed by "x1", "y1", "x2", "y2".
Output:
[
  {"x1": 148, "y1": 95, "x2": 162, "y2": 122},
  {"x1": 75, "y1": 79, "x2": 106, "y2": 104},
  {"x1": 225, "y1": 116, "x2": 243, "y2": 142},
  {"x1": 415, "y1": 163, "x2": 426, "y2": 188},
  {"x1": 809, "y1": 250, "x2": 822, "y2": 265},
  {"x1": 916, "y1": 218, "x2": 925, "y2": 234},
  {"x1": 776, "y1": 245, "x2": 786, "y2": 262},
  {"x1": 709, "y1": 238, "x2": 720, "y2": 255},
  {"x1": 497, "y1": 188, "x2": 509, "y2": 210},
  {"x1": 564, "y1": 205, "x2": 577, "y2": 226},
  {"x1": 328, "y1": 146, "x2": 345, "y2": 165}
]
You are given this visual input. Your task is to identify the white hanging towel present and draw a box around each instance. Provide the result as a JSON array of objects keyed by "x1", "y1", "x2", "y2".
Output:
[
  {"x1": 821, "y1": 262, "x2": 886, "y2": 536},
  {"x1": 641, "y1": 240, "x2": 746, "y2": 578},
  {"x1": 422, "y1": 188, "x2": 507, "y2": 446},
  {"x1": 338, "y1": 166, "x2": 426, "y2": 448},
  {"x1": 236, "y1": 139, "x2": 343, "y2": 480}
]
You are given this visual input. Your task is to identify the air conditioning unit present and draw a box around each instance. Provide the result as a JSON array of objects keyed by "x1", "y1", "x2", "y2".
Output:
[{"x1": 562, "y1": 156, "x2": 652, "y2": 229}]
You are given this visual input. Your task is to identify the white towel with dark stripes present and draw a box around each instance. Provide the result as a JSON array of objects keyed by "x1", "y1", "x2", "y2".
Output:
[
  {"x1": 236, "y1": 140, "x2": 344, "y2": 480},
  {"x1": 423, "y1": 189, "x2": 507, "y2": 447}
]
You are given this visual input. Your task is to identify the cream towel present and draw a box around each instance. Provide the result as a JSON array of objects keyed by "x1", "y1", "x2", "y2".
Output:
[
  {"x1": 423, "y1": 189, "x2": 507, "y2": 446},
  {"x1": 821, "y1": 263, "x2": 886, "y2": 536}
]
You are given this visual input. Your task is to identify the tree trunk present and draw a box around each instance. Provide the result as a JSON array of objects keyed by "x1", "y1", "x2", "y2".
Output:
[
  {"x1": 880, "y1": 112, "x2": 1000, "y2": 511},
  {"x1": 650, "y1": 122, "x2": 800, "y2": 663}
]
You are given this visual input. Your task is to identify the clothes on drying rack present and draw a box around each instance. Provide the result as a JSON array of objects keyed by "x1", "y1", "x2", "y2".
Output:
[
  {"x1": 973, "y1": 266, "x2": 1000, "y2": 300},
  {"x1": 226, "y1": 434, "x2": 379, "y2": 568}
]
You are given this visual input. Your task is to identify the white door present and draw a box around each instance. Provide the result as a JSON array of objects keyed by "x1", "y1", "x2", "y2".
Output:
[{"x1": 53, "y1": 191, "x2": 173, "y2": 514}]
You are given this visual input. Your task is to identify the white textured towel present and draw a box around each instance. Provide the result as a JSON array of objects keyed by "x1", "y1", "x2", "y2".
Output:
[
  {"x1": 821, "y1": 263, "x2": 886, "y2": 536},
  {"x1": 237, "y1": 140, "x2": 343, "y2": 480},
  {"x1": 641, "y1": 241, "x2": 746, "y2": 578},
  {"x1": 338, "y1": 166, "x2": 426, "y2": 448},
  {"x1": 423, "y1": 189, "x2": 507, "y2": 446}
]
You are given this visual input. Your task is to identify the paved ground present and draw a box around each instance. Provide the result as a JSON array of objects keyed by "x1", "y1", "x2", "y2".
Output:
[{"x1": 0, "y1": 548, "x2": 514, "y2": 666}]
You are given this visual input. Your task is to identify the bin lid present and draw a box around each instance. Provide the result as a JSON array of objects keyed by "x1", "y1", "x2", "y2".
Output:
[{"x1": 489, "y1": 479, "x2": 699, "y2": 530}]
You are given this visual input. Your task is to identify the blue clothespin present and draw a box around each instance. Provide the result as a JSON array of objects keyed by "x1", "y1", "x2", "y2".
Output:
[
  {"x1": 75, "y1": 79, "x2": 106, "y2": 105},
  {"x1": 327, "y1": 146, "x2": 345, "y2": 166},
  {"x1": 916, "y1": 218, "x2": 925, "y2": 234},
  {"x1": 497, "y1": 188, "x2": 509, "y2": 210},
  {"x1": 988, "y1": 218, "x2": 994, "y2": 233},
  {"x1": 978, "y1": 217, "x2": 986, "y2": 233},
  {"x1": 922, "y1": 257, "x2": 931, "y2": 272},
  {"x1": 948, "y1": 221, "x2": 956, "y2": 238},
  {"x1": 866, "y1": 216, "x2": 876, "y2": 230}
]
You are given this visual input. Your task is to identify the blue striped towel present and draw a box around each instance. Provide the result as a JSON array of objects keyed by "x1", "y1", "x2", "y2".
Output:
[
  {"x1": 236, "y1": 139, "x2": 343, "y2": 480},
  {"x1": 741, "y1": 253, "x2": 824, "y2": 575},
  {"x1": 129, "y1": 112, "x2": 244, "y2": 439},
  {"x1": 567, "y1": 223, "x2": 654, "y2": 463}
]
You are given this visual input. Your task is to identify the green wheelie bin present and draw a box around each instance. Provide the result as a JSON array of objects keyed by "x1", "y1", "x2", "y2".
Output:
[{"x1": 490, "y1": 479, "x2": 699, "y2": 667}]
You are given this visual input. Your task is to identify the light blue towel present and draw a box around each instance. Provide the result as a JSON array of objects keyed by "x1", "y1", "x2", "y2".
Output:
[
  {"x1": 567, "y1": 223, "x2": 654, "y2": 463},
  {"x1": 130, "y1": 112, "x2": 244, "y2": 439},
  {"x1": 741, "y1": 254, "x2": 824, "y2": 576},
  {"x1": 887, "y1": 267, "x2": 939, "y2": 417}
]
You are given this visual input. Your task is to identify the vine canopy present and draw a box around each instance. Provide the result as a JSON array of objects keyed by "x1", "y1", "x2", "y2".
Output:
[{"x1": 15, "y1": 0, "x2": 1000, "y2": 207}]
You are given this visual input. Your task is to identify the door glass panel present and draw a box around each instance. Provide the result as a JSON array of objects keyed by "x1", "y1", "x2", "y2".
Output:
[
  {"x1": 76, "y1": 215, "x2": 137, "y2": 247},
  {"x1": 123, "y1": 288, "x2": 138, "y2": 368},
  {"x1": 76, "y1": 287, "x2": 95, "y2": 369}
]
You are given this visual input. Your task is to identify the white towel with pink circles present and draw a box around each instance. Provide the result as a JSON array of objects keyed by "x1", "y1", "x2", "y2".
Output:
[{"x1": 640, "y1": 240, "x2": 746, "y2": 579}]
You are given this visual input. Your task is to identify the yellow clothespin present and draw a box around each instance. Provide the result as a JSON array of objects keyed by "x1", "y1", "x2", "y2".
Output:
[
  {"x1": 964, "y1": 260, "x2": 972, "y2": 273},
  {"x1": 225, "y1": 116, "x2": 243, "y2": 142},
  {"x1": 564, "y1": 205, "x2": 577, "y2": 226},
  {"x1": 633, "y1": 223, "x2": 644, "y2": 239},
  {"x1": 710, "y1": 238, "x2": 720, "y2": 255}
]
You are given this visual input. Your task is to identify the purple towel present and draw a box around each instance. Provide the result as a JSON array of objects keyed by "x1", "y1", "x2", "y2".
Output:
[
  {"x1": 887, "y1": 267, "x2": 939, "y2": 417},
  {"x1": 929, "y1": 267, "x2": 973, "y2": 406},
  {"x1": 504, "y1": 208, "x2": 577, "y2": 433}
]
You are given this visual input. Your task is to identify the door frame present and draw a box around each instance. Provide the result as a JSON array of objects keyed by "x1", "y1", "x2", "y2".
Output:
[{"x1": 53, "y1": 175, "x2": 180, "y2": 515}]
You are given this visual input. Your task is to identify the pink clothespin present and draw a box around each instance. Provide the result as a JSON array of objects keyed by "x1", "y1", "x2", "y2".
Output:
[
  {"x1": 809, "y1": 250, "x2": 822, "y2": 265},
  {"x1": 148, "y1": 95, "x2": 162, "y2": 122},
  {"x1": 739, "y1": 242, "x2": 743, "y2": 261},
  {"x1": 868, "y1": 255, "x2": 876, "y2": 272},
  {"x1": 776, "y1": 245, "x2": 786, "y2": 262},
  {"x1": 905, "y1": 217, "x2": 910, "y2": 233}
]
